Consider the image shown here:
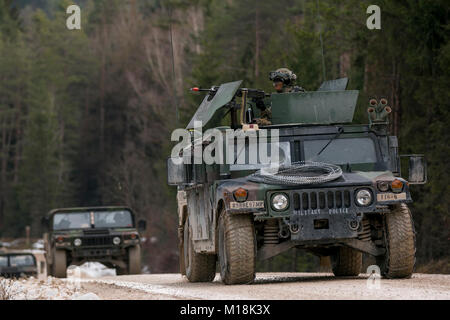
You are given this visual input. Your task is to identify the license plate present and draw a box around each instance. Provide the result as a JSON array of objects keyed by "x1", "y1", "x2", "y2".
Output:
[
  {"x1": 377, "y1": 192, "x2": 407, "y2": 202},
  {"x1": 230, "y1": 201, "x2": 265, "y2": 209}
]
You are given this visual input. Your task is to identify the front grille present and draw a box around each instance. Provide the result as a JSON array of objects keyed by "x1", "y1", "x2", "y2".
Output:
[
  {"x1": 82, "y1": 236, "x2": 113, "y2": 246},
  {"x1": 292, "y1": 189, "x2": 352, "y2": 210}
]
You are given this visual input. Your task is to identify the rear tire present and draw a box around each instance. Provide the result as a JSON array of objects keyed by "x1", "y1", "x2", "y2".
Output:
[
  {"x1": 52, "y1": 248, "x2": 67, "y2": 278},
  {"x1": 331, "y1": 246, "x2": 362, "y2": 276},
  {"x1": 128, "y1": 245, "x2": 142, "y2": 274},
  {"x1": 183, "y1": 218, "x2": 216, "y2": 282},
  {"x1": 377, "y1": 203, "x2": 416, "y2": 278},
  {"x1": 218, "y1": 210, "x2": 256, "y2": 285}
]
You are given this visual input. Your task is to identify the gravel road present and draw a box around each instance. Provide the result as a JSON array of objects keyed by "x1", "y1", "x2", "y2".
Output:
[{"x1": 80, "y1": 273, "x2": 450, "y2": 300}]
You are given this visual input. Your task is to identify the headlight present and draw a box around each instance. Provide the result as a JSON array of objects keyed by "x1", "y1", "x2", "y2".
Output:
[
  {"x1": 74, "y1": 238, "x2": 82, "y2": 247},
  {"x1": 113, "y1": 237, "x2": 121, "y2": 245},
  {"x1": 377, "y1": 181, "x2": 390, "y2": 192},
  {"x1": 355, "y1": 189, "x2": 373, "y2": 206},
  {"x1": 272, "y1": 193, "x2": 289, "y2": 211}
]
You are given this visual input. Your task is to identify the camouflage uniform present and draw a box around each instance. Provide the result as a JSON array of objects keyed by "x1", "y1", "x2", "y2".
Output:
[
  {"x1": 256, "y1": 108, "x2": 272, "y2": 126},
  {"x1": 282, "y1": 84, "x2": 306, "y2": 93}
]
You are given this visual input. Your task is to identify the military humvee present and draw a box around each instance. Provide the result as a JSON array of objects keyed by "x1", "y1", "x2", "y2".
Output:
[
  {"x1": 42, "y1": 206, "x2": 146, "y2": 278},
  {"x1": 168, "y1": 78, "x2": 427, "y2": 285},
  {"x1": 0, "y1": 252, "x2": 38, "y2": 278}
]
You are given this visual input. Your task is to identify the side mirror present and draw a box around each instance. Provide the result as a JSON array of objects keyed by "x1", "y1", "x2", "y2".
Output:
[
  {"x1": 401, "y1": 154, "x2": 427, "y2": 184},
  {"x1": 41, "y1": 217, "x2": 49, "y2": 229},
  {"x1": 137, "y1": 219, "x2": 147, "y2": 232},
  {"x1": 167, "y1": 157, "x2": 186, "y2": 185}
]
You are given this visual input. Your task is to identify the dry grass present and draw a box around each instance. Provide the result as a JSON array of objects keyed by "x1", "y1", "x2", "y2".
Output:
[
  {"x1": 416, "y1": 258, "x2": 450, "y2": 274},
  {"x1": 0, "y1": 278, "x2": 14, "y2": 300}
]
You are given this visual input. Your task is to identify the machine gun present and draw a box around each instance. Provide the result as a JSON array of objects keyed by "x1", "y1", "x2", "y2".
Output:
[
  {"x1": 190, "y1": 86, "x2": 270, "y2": 128},
  {"x1": 190, "y1": 86, "x2": 269, "y2": 103}
]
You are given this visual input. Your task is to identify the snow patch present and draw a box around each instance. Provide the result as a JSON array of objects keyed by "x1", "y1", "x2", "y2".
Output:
[
  {"x1": 32, "y1": 239, "x2": 45, "y2": 249},
  {"x1": 67, "y1": 262, "x2": 116, "y2": 279},
  {"x1": 0, "y1": 277, "x2": 96, "y2": 300}
]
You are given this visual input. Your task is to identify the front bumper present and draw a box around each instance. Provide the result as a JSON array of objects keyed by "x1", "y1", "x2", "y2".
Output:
[
  {"x1": 71, "y1": 246, "x2": 126, "y2": 258},
  {"x1": 288, "y1": 211, "x2": 361, "y2": 241},
  {"x1": 70, "y1": 239, "x2": 140, "y2": 258}
]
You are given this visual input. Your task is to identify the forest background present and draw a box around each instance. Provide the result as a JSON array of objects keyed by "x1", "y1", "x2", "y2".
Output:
[{"x1": 0, "y1": 0, "x2": 448, "y2": 273}]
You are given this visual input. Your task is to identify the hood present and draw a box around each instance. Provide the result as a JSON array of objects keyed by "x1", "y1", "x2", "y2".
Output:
[{"x1": 216, "y1": 171, "x2": 402, "y2": 195}]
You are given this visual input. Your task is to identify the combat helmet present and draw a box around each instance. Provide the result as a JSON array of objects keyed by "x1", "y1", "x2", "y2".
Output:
[{"x1": 269, "y1": 68, "x2": 297, "y2": 86}]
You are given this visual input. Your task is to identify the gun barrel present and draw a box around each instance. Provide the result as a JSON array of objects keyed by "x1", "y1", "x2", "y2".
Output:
[{"x1": 190, "y1": 87, "x2": 214, "y2": 92}]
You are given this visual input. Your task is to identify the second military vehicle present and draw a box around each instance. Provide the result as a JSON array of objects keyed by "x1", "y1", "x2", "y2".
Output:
[
  {"x1": 168, "y1": 78, "x2": 427, "y2": 284},
  {"x1": 0, "y1": 252, "x2": 38, "y2": 278},
  {"x1": 42, "y1": 206, "x2": 146, "y2": 278}
]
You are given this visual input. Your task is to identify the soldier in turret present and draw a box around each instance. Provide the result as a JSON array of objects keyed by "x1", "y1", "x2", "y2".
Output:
[
  {"x1": 270, "y1": 68, "x2": 305, "y2": 93},
  {"x1": 256, "y1": 68, "x2": 305, "y2": 126}
]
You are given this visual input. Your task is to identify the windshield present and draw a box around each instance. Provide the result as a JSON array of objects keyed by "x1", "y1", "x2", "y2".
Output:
[
  {"x1": 0, "y1": 256, "x2": 7, "y2": 267},
  {"x1": 53, "y1": 212, "x2": 91, "y2": 230},
  {"x1": 53, "y1": 210, "x2": 133, "y2": 230},
  {"x1": 230, "y1": 141, "x2": 291, "y2": 171},
  {"x1": 304, "y1": 137, "x2": 377, "y2": 164},
  {"x1": 9, "y1": 255, "x2": 35, "y2": 267},
  {"x1": 94, "y1": 210, "x2": 133, "y2": 228}
]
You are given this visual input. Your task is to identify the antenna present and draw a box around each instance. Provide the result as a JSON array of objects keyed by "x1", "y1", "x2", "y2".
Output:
[
  {"x1": 316, "y1": 0, "x2": 326, "y2": 82},
  {"x1": 168, "y1": 7, "x2": 179, "y2": 127}
]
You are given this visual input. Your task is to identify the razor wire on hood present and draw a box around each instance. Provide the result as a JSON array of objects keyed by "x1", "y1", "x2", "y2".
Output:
[{"x1": 248, "y1": 161, "x2": 343, "y2": 186}]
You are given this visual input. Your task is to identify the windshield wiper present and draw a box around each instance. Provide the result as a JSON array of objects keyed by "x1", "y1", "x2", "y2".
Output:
[{"x1": 315, "y1": 126, "x2": 344, "y2": 157}]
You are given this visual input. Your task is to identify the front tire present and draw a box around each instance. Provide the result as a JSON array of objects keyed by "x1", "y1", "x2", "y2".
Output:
[
  {"x1": 377, "y1": 203, "x2": 416, "y2": 278},
  {"x1": 218, "y1": 210, "x2": 256, "y2": 285},
  {"x1": 183, "y1": 218, "x2": 216, "y2": 282},
  {"x1": 116, "y1": 266, "x2": 128, "y2": 275},
  {"x1": 128, "y1": 245, "x2": 142, "y2": 274},
  {"x1": 331, "y1": 246, "x2": 362, "y2": 276},
  {"x1": 52, "y1": 248, "x2": 67, "y2": 278}
]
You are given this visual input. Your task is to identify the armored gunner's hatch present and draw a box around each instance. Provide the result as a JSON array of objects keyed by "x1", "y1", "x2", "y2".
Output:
[
  {"x1": 186, "y1": 78, "x2": 358, "y2": 129},
  {"x1": 186, "y1": 80, "x2": 242, "y2": 130},
  {"x1": 271, "y1": 90, "x2": 359, "y2": 125},
  {"x1": 271, "y1": 77, "x2": 358, "y2": 125}
]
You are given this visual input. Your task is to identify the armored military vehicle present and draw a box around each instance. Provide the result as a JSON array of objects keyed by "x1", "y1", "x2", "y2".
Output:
[
  {"x1": 42, "y1": 206, "x2": 146, "y2": 278},
  {"x1": 168, "y1": 78, "x2": 427, "y2": 284},
  {"x1": 0, "y1": 252, "x2": 38, "y2": 278}
]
